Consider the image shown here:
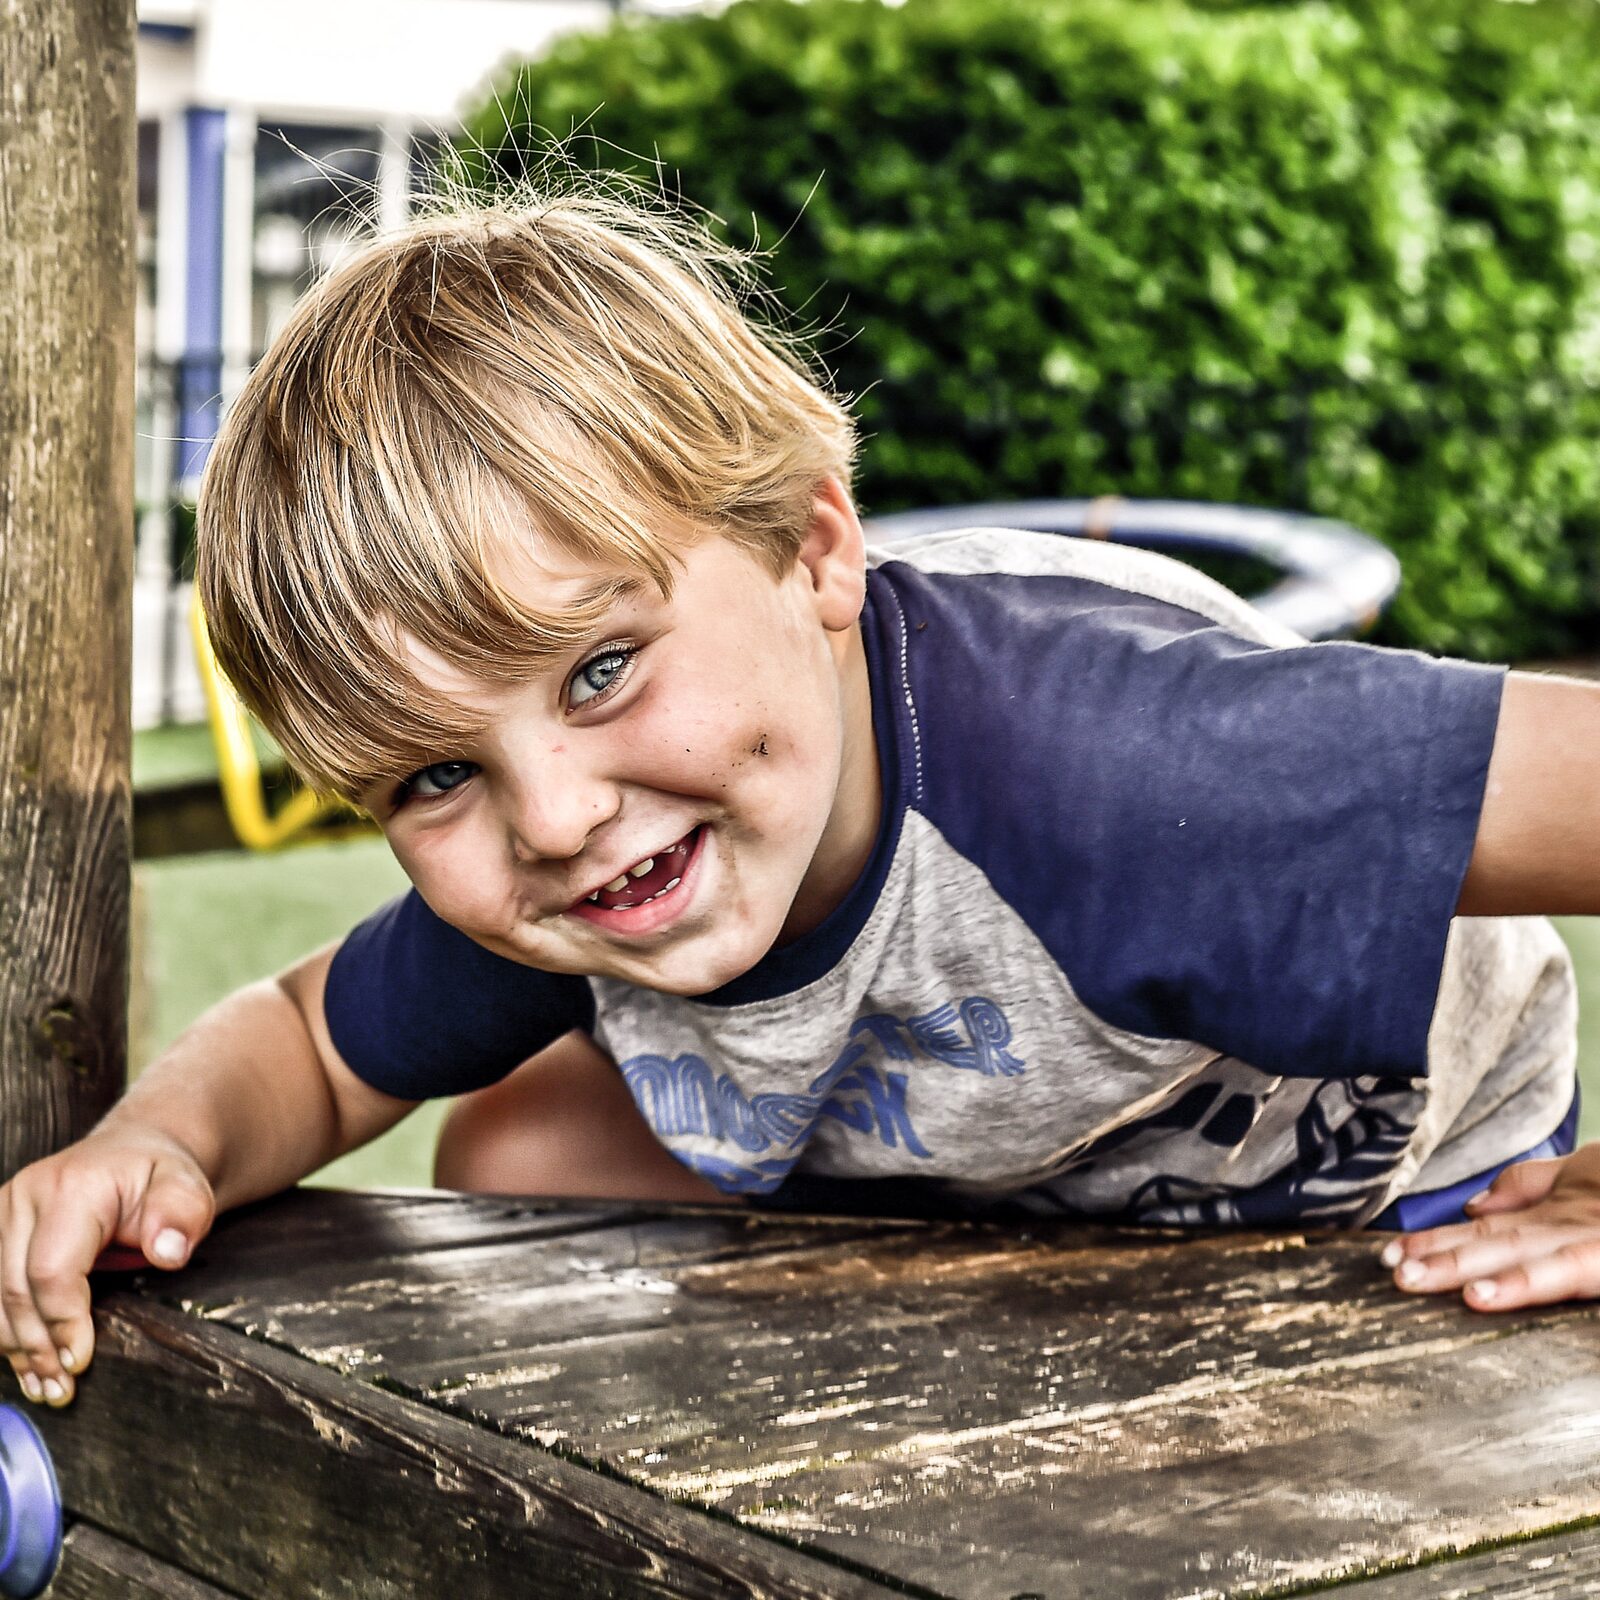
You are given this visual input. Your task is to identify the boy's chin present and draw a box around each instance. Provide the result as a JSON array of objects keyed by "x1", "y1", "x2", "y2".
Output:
[
  {"x1": 607, "y1": 924, "x2": 781, "y2": 997},
  {"x1": 620, "y1": 948, "x2": 761, "y2": 997}
]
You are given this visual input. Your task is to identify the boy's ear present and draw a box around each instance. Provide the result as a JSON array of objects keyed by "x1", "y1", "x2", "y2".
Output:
[{"x1": 795, "y1": 475, "x2": 867, "y2": 632}]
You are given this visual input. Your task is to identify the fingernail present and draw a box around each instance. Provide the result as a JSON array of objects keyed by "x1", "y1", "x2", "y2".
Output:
[
  {"x1": 1397, "y1": 1260, "x2": 1426, "y2": 1287},
  {"x1": 1469, "y1": 1278, "x2": 1499, "y2": 1303},
  {"x1": 57, "y1": 1348, "x2": 76, "y2": 1373},
  {"x1": 151, "y1": 1229, "x2": 187, "y2": 1266},
  {"x1": 41, "y1": 1378, "x2": 63, "y2": 1403},
  {"x1": 20, "y1": 1373, "x2": 42, "y2": 1402},
  {"x1": 1464, "y1": 1190, "x2": 1490, "y2": 1209},
  {"x1": 1380, "y1": 1240, "x2": 1403, "y2": 1268}
]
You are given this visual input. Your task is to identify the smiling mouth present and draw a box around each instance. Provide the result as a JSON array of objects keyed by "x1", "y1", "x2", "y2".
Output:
[{"x1": 580, "y1": 829, "x2": 699, "y2": 911}]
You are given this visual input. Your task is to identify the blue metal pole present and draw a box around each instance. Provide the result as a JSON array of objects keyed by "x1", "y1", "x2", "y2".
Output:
[{"x1": 178, "y1": 106, "x2": 227, "y2": 488}]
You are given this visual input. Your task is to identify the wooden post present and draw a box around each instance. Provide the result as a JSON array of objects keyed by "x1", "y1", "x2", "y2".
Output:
[{"x1": 0, "y1": 0, "x2": 137, "y2": 1180}]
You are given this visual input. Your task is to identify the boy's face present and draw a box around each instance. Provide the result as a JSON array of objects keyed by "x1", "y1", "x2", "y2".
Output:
[{"x1": 364, "y1": 477, "x2": 881, "y2": 996}]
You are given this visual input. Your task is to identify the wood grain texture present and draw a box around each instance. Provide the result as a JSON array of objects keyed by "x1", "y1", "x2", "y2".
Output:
[
  {"x1": 33, "y1": 1289, "x2": 908, "y2": 1600},
  {"x1": 0, "y1": 0, "x2": 136, "y2": 1179},
  {"x1": 1322, "y1": 1524, "x2": 1600, "y2": 1597},
  {"x1": 47, "y1": 1522, "x2": 237, "y2": 1599},
  {"x1": 148, "y1": 1193, "x2": 1600, "y2": 1599},
  {"x1": 158, "y1": 1189, "x2": 912, "y2": 1377},
  {"x1": 184, "y1": 1187, "x2": 913, "y2": 1274}
]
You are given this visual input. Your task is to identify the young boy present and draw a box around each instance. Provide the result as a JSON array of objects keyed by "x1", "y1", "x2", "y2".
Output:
[{"x1": 5, "y1": 193, "x2": 1600, "y2": 1413}]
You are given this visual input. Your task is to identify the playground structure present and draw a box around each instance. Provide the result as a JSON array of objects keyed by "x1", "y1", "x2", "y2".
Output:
[
  {"x1": 14, "y1": 1191, "x2": 1600, "y2": 1598},
  {"x1": 13, "y1": 3, "x2": 1600, "y2": 1595}
]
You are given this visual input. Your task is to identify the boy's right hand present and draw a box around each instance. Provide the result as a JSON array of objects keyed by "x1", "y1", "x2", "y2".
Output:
[{"x1": 0, "y1": 1129, "x2": 215, "y2": 1407}]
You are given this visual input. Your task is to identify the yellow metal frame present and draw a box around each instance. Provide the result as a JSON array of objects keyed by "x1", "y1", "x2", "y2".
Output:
[{"x1": 190, "y1": 597, "x2": 375, "y2": 851}]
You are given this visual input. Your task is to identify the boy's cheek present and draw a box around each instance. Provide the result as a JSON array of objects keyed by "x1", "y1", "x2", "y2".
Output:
[
  {"x1": 384, "y1": 816, "x2": 472, "y2": 890},
  {"x1": 639, "y1": 698, "x2": 821, "y2": 801},
  {"x1": 393, "y1": 829, "x2": 513, "y2": 931}
]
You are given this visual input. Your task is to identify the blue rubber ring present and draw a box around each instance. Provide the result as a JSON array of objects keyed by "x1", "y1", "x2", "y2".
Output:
[{"x1": 0, "y1": 1407, "x2": 62, "y2": 1599}]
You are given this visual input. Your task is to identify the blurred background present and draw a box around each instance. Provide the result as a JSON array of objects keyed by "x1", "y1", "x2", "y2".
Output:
[{"x1": 129, "y1": 0, "x2": 1600, "y2": 1188}]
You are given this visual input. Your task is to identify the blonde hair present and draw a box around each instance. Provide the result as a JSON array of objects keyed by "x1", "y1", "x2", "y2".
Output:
[{"x1": 196, "y1": 184, "x2": 858, "y2": 804}]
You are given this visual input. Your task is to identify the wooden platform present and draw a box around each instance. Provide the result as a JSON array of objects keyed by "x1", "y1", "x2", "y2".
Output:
[{"x1": 30, "y1": 1187, "x2": 1600, "y2": 1598}]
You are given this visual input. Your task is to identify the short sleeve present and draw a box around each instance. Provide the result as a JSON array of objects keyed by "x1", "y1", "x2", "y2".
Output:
[
  {"x1": 324, "y1": 889, "x2": 595, "y2": 1099},
  {"x1": 894, "y1": 564, "x2": 1508, "y2": 1080}
]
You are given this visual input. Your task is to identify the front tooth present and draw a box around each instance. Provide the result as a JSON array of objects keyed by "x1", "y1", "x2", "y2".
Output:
[
  {"x1": 629, "y1": 857, "x2": 655, "y2": 878},
  {"x1": 604, "y1": 874, "x2": 629, "y2": 893}
]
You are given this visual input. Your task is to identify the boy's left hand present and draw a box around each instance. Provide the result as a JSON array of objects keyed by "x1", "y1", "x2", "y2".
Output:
[{"x1": 1381, "y1": 1143, "x2": 1600, "y2": 1311}]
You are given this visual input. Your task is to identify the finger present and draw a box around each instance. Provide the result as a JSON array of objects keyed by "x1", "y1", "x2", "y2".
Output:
[
  {"x1": 0, "y1": 1288, "x2": 38, "y2": 1403},
  {"x1": 1391, "y1": 1224, "x2": 1572, "y2": 1294},
  {"x1": 1462, "y1": 1238, "x2": 1600, "y2": 1312},
  {"x1": 0, "y1": 1181, "x2": 88, "y2": 1404},
  {"x1": 25, "y1": 1192, "x2": 115, "y2": 1391},
  {"x1": 0, "y1": 1210, "x2": 70, "y2": 1403},
  {"x1": 1465, "y1": 1157, "x2": 1563, "y2": 1216},
  {"x1": 6, "y1": 1358, "x2": 44, "y2": 1406},
  {"x1": 0, "y1": 1193, "x2": 21, "y2": 1369},
  {"x1": 1380, "y1": 1210, "x2": 1522, "y2": 1270},
  {"x1": 137, "y1": 1158, "x2": 215, "y2": 1270}
]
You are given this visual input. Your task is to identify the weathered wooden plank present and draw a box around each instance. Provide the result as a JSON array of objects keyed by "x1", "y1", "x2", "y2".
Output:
[
  {"x1": 401, "y1": 1232, "x2": 1600, "y2": 1598},
  {"x1": 175, "y1": 1201, "x2": 1141, "y2": 1401},
  {"x1": 0, "y1": 0, "x2": 135, "y2": 1182},
  {"x1": 745, "y1": 1320, "x2": 1600, "y2": 1599},
  {"x1": 34, "y1": 1292, "x2": 913, "y2": 1600},
  {"x1": 175, "y1": 1200, "x2": 1600, "y2": 1600},
  {"x1": 159, "y1": 1190, "x2": 913, "y2": 1376},
  {"x1": 47, "y1": 1521, "x2": 236, "y2": 1600},
  {"x1": 444, "y1": 1228, "x2": 1495, "y2": 1462},
  {"x1": 168, "y1": 1187, "x2": 650, "y2": 1269},
  {"x1": 124, "y1": 1192, "x2": 1600, "y2": 1597},
  {"x1": 1322, "y1": 1524, "x2": 1600, "y2": 1596},
  {"x1": 184, "y1": 1211, "x2": 1553, "y2": 1471},
  {"x1": 192, "y1": 1186, "x2": 911, "y2": 1274}
]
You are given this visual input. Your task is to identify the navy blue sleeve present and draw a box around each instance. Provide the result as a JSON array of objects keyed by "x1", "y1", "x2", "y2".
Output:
[
  {"x1": 323, "y1": 889, "x2": 595, "y2": 1099},
  {"x1": 891, "y1": 565, "x2": 1506, "y2": 1080}
]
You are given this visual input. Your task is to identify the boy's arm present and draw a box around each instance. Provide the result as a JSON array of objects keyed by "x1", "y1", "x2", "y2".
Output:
[
  {"x1": 1457, "y1": 670, "x2": 1600, "y2": 915},
  {"x1": 0, "y1": 939, "x2": 415, "y2": 1406},
  {"x1": 1391, "y1": 670, "x2": 1600, "y2": 1308},
  {"x1": 103, "y1": 940, "x2": 417, "y2": 1214}
]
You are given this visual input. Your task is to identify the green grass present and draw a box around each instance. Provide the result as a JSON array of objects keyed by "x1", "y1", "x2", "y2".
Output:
[
  {"x1": 133, "y1": 717, "x2": 287, "y2": 791},
  {"x1": 1556, "y1": 917, "x2": 1600, "y2": 1143},
  {"x1": 131, "y1": 836, "x2": 449, "y2": 1190},
  {"x1": 132, "y1": 721, "x2": 220, "y2": 791}
]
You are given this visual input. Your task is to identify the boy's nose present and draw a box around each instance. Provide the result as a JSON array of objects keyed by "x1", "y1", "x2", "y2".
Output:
[{"x1": 504, "y1": 764, "x2": 621, "y2": 865}]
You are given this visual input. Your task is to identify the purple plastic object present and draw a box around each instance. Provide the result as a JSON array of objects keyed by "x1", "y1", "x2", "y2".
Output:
[{"x1": 0, "y1": 1406, "x2": 61, "y2": 1598}]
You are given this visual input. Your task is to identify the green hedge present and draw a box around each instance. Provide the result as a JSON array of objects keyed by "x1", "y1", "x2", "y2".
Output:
[{"x1": 457, "y1": 0, "x2": 1600, "y2": 659}]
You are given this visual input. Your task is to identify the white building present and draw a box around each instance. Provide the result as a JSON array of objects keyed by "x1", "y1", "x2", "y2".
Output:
[{"x1": 134, "y1": 0, "x2": 704, "y2": 724}]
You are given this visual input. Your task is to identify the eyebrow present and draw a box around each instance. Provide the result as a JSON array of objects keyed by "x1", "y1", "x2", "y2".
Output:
[
  {"x1": 354, "y1": 573, "x2": 656, "y2": 804},
  {"x1": 569, "y1": 573, "x2": 649, "y2": 614}
]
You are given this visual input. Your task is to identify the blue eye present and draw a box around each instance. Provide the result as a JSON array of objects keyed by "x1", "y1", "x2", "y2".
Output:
[
  {"x1": 568, "y1": 646, "x2": 636, "y2": 709},
  {"x1": 398, "y1": 761, "x2": 477, "y2": 804}
]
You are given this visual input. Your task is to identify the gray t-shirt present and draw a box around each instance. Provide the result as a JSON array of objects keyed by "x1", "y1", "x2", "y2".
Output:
[{"x1": 326, "y1": 530, "x2": 1576, "y2": 1228}]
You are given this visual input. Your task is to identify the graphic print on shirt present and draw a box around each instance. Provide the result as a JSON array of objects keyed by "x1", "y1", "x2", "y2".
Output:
[
  {"x1": 1176, "y1": 1076, "x2": 1420, "y2": 1226},
  {"x1": 1022, "y1": 1071, "x2": 1425, "y2": 1226},
  {"x1": 618, "y1": 996, "x2": 1023, "y2": 1194}
]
